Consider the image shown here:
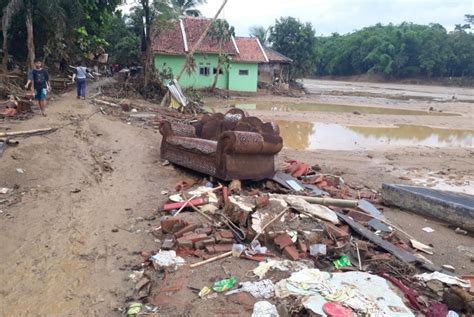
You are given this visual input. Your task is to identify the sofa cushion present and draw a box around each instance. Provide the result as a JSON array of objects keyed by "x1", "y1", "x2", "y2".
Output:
[{"x1": 166, "y1": 136, "x2": 217, "y2": 155}]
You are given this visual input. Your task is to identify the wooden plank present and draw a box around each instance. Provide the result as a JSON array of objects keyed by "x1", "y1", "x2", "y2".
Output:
[{"x1": 337, "y1": 213, "x2": 418, "y2": 263}]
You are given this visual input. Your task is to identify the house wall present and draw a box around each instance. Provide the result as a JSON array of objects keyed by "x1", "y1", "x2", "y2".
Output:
[
  {"x1": 258, "y1": 62, "x2": 289, "y2": 83},
  {"x1": 228, "y1": 62, "x2": 259, "y2": 92},
  {"x1": 154, "y1": 53, "x2": 229, "y2": 90}
]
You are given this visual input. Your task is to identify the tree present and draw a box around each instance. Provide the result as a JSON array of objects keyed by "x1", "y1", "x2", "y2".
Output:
[
  {"x1": 2, "y1": 0, "x2": 23, "y2": 71},
  {"x1": 249, "y1": 25, "x2": 268, "y2": 46},
  {"x1": 167, "y1": 0, "x2": 206, "y2": 17},
  {"x1": 208, "y1": 19, "x2": 234, "y2": 91},
  {"x1": 269, "y1": 17, "x2": 317, "y2": 79}
]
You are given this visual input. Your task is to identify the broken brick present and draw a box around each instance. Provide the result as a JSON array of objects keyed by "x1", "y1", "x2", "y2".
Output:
[
  {"x1": 345, "y1": 209, "x2": 373, "y2": 223},
  {"x1": 219, "y1": 230, "x2": 234, "y2": 239},
  {"x1": 274, "y1": 233, "x2": 293, "y2": 250},
  {"x1": 161, "y1": 218, "x2": 187, "y2": 234},
  {"x1": 186, "y1": 233, "x2": 208, "y2": 244},
  {"x1": 219, "y1": 238, "x2": 234, "y2": 244},
  {"x1": 203, "y1": 238, "x2": 216, "y2": 246},
  {"x1": 283, "y1": 245, "x2": 299, "y2": 261},
  {"x1": 193, "y1": 249, "x2": 210, "y2": 260},
  {"x1": 195, "y1": 241, "x2": 205, "y2": 249},
  {"x1": 369, "y1": 253, "x2": 392, "y2": 261},
  {"x1": 213, "y1": 244, "x2": 233, "y2": 253},
  {"x1": 324, "y1": 222, "x2": 349, "y2": 239},
  {"x1": 177, "y1": 237, "x2": 193, "y2": 248},
  {"x1": 297, "y1": 239, "x2": 308, "y2": 254},
  {"x1": 195, "y1": 227, "x2": 213, "y2": 235},
  {"x1": 174, "y1": 224, "x2": 198, "y2": 238}
]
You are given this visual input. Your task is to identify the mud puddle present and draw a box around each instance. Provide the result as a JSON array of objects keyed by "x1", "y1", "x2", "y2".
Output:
[
  {"x1": 208, "y1": 102, "x2": 460, "y2": 116},
  {"x1": 277, "y1": 121, "x2": 473, "y2": 151}
]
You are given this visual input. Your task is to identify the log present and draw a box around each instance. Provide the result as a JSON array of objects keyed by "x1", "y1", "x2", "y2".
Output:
[
  {"x1": 0, "y1": 127, "x2": 56, "y2": 138},
  {"x1": 292, "y1": 195, "x2": 359, "y2": 208},
  {"x1": 92, "y1": 98, "x2": 120, "y2": 108}
]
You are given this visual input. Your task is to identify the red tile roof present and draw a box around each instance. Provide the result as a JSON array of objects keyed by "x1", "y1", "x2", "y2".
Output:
[
  {"x1": 233, "y1": 37, "x2": 268, "y2": 63},
  {"x1": 152, "y1": 17, "x2": 238, "y2": 55},
  {"x1": 264, "y1": 47, "x2": 293, "y2": 63}
]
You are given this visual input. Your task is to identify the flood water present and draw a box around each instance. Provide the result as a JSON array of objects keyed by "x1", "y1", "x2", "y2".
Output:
[
  {"x1": 209, "y1": 102, "x2": 460, "y2": 116},
  {"x1": 277, "y1": 121, "x2": 474, "y2": 150}
]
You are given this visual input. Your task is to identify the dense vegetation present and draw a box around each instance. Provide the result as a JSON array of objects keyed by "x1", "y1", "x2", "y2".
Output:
[{"x1": 258, "y1": 15, "x2": 474, "y2": 79}]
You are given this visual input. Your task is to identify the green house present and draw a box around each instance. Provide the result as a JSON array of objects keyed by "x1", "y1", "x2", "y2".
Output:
[{"x1": 152, "y1": 17, "x2": 268, "y2": 92}]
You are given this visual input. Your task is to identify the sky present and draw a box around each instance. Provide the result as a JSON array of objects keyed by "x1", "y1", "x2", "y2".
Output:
[
  {"x1": 200, "y1": 0, "x2": 472, "y2": 36},
  {"x1": 119, "y1": 0, "x2": 472, "y2": 36}
]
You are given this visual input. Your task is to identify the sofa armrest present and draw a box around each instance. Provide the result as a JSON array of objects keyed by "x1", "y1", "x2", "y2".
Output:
[
  {"x1": 159, "y1": 121, "x2": 197, "y2": 138},
  {"x1": 218, "y1": 131, "x2": 283, "y2": 155}
]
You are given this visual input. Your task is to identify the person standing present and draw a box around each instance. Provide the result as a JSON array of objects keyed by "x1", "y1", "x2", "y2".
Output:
[
  {"x1": 25, "y1": 59, "x2": 50, "y2": 116},
  {"x1": 72, "y1": 61, "x2": 90, "y2": 100}
]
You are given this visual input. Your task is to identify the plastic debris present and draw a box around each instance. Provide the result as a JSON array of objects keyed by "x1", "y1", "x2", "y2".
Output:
[
  {"x1": 422, "y1": 227, "x2": 435, "y2": 233},
  {"x1": 149, "y1": 250, "x2": 185, "y2": 269},
  {"x1": 0, "y1": 188, "x2": 10, "y2": 194},
  {"x1": 251, "y1": 301, "x2": 279, "y2": 317},
  {"x1": 127, "y1": 302, "x2": 142, "y2": 316},
  {"x1": 274, "y1": 194, "x2": 340, "y2": 224},
  {"x1": 226, "y1": 279, "x2": 275, "y2": 299},
  {"x1": 16, "y1": 168, "x2": 25, "y2": 174},
  {"x1": 232, "y1": 244, "x2": 246, "y2": 257},
  {"x1": 212, "y1": 276, "x2": 237, "y2": 293},
  {"x1": 333, "y1": 255, "x2": 351, "y2": 269},
  {"x1": 310, "y1": 244, "x2": 327, "y2": 256},
  {"x1": 253, "y1": 260, "x2": 310, "y2": 279},
  {"x1": 414, "y1": 272, "x2": 470, "y2": 288},
  {"x1": 323, "y1": 302, "x2": 354, "y2": 317},
  {"x1": 189, "y1": 186, "x2": 219, "y2": 203},
  {"x1": 198, "y1": 286, "x2": 212, "y2": 298}
]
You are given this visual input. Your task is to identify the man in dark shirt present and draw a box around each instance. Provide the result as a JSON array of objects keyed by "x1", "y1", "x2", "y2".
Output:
[{"x1": 25, "y1": 59, "x2": 50, "y2": 116}]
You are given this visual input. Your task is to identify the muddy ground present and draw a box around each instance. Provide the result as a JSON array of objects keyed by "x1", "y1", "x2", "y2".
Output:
[{"x1": 0, "y1": 78, "x2": 473, "y2": 316}]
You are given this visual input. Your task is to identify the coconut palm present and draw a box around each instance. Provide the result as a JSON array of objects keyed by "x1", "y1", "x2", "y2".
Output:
[{"x1": 168, "y1": 0, "x2": 206, "y2": 17}]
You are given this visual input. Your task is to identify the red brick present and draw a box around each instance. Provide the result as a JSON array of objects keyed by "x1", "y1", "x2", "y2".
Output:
[
  {"x1": 186, "y1": 233, "x2": 208, "y2": 244},
  {"x1": 203, "y1": 238, "x2": 216, "y2": 246},
  {"x1": 345, "y1": 209, "x2": 373, "y2": 223},
  {"x1": 297, "y1": 239, "x2": 308, "y2": 254},
  {"x1": 174, "y1": 224, "x2": 198, "y2": 238},
  {"x1": 324, "y1": 222, "x2": 349, "y2": 239},
  {"x1": 219, "y1": 238, "x2": 234, "y2": 244},
  {"x1": 193, "y1": 249, "x2": 210, "y2": 259},
  {"x1": 219, "y1": 230, "x2": 234, "y2": 239},
  {"x1": 205, "y1": 245, "x2": 216, "y2": 254},
  {"x1": 195, "y1": 241, "x2": 205, "y2": 249},
  {"x1": 177, "y1": 237, "x2": 193, "y2": 248},
  {"x1": 195, "y1": 227, "x2": 213, "y2": 235},
  {"x1": 213, "y1": 244, "x2": 233, "y2": 253},
  {"x1": 283, "y1": 245, "x2": 299, "y2": 261},
  {"x1": 161, "y1": 218, "x2": 187, "y2": 234},
  {"x1": 274, "y1": 233, "x2": 293, "y2": 250}
]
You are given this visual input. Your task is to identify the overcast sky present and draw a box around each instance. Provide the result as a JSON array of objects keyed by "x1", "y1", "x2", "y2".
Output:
[
  {"x1": 198, "y1": 0, "x2": 472, "y2": 36},
  {"x1": 118, "y1": 1, "x2": 472, "y2": 36}
]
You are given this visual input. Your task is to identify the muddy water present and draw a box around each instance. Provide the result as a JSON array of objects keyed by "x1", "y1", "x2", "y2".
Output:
[
  {"x1": 277, "y1": 121, "x2": 474, "y2": 150},
  {"x1": 209, "y1": 102, "x2": 460, "y2": 116}
]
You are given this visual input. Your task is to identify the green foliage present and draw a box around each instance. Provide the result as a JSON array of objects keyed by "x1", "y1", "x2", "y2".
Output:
[
  {"x1": 314, "y1": 22, "x2": 474, "y2": 78},
  {"x1": 269, "y1": 17, "x2": 318, "y2": 79}
]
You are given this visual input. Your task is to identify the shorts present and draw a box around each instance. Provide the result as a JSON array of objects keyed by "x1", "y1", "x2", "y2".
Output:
[{"x1": 35, "y1": 88, "x2": 47, "y2": 101}]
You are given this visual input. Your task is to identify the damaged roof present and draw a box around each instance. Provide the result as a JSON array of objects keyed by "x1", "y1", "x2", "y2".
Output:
[
  {"x1": 232, "y1": 37, "x2": 268, "y2": 63},
  {"x1": 152, "y1": 17, "x2": 238, "y2": 55},
  {"x1": 264, "y1": 47, "x2": 293, "y2": 63},
  {"x1": 152, "y1": 17, "x2": 273, "y2": 64}
]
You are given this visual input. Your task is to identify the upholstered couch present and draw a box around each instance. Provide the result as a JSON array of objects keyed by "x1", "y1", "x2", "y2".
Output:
[{"x1": 159, "y1": 109, "x2": 283, "y2": 181}]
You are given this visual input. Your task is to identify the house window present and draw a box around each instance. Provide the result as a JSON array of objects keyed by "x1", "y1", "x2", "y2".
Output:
[
  {"x1": 213, "y1": 68, "x2": 223, "y2": 75},
  {"x1": 199, "y1": 67, "x2": 210, "y2": 76},
  {"x1": 239, "y1": 69, "x2": 249, "y2": 76}
]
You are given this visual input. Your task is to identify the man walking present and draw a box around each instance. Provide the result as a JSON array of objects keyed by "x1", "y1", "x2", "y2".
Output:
[
  {"x1": 72, "y1": 61, "x2": 91, "y2": 100},
  {"x1": 25, "y1": 59, "x2": 50, "y2": 116}
]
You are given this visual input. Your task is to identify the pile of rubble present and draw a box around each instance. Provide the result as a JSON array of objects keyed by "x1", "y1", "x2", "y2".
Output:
[{"x1": 122, "y1": 160, "x2": 474, "y2": 316}]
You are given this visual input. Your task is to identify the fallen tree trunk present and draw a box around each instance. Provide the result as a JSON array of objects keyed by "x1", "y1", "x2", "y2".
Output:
[{"x1": 0, "y1": 127, "x2": 57, "y2": 138}]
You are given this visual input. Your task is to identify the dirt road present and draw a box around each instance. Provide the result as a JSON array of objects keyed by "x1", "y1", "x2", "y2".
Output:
[
  {"x1": 1, "y1": 78, "x2": 473, "y2": 316},
  {"x1": 0, "y1": 82, "x2": 177, "y2": 316}
]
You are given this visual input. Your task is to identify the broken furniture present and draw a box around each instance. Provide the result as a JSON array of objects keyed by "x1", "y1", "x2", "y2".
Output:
[
  {"x1": 382, "y1": 184, "x2": 474, "y2": 232},
  {"x1": 159, "y1": 109, "x2": 283, "y2": 181}
]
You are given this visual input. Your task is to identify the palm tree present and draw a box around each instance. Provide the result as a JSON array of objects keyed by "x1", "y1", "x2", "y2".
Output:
[
  {"x1": 249, "y1": 25, "x2": 268, "y2": 46},
  {"x1": 208, "y1": 19, "x2": 234, "y2": 91},
  {"x1": 168, "y1": 0, "x2": 206, "y2": 17}
]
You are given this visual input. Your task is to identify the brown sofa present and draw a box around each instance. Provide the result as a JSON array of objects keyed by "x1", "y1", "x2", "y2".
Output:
[{"x1": 159, "y1": 109, "x2": 283, "y2": 181}]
